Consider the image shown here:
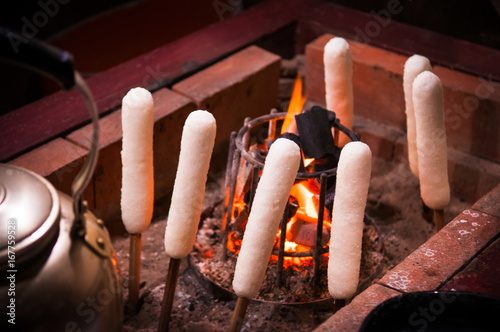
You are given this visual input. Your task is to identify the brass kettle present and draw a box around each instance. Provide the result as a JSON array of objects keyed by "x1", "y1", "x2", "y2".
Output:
[{"x1": 0, "y1": 28, "x2": 122, "y2": 331}]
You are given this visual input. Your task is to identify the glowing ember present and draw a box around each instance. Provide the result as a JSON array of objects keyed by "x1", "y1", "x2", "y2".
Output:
[
  {"x1": 303, "y1": 157, "x2": 315, "y2": 168},
  {"x1": 229, "y1": 177, "x2": 332, "y2": 270}
]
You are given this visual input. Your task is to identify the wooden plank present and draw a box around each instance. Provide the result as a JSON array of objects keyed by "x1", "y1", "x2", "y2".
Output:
[{"x1": 0, "y1": 0, "x2": 299, "y2": 162}]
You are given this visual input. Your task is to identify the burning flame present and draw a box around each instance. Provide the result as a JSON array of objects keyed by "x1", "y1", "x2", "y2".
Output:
[
  {"x1": 281, "y1": 74, "x2": 306, "y2": 134},
  {"x1": 303, "y1": 157, "x2": 315, "y2": 168},
  {"x1": 290, "y1": 181, "x2": 320, "y2": 222},
  {"x1": 278, "y1": 180, "x2": 331, "y2": 268}
]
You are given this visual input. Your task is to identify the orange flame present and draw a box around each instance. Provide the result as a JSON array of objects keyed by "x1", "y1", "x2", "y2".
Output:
[
  {"x1": 228, "y1": 178, "x2": 331, "y2": 270},
  {"x1": 290, "y1": 181, "x2": 319, "y2": 222},
  {"x1": 303, "y1": 157, "x2": 315, "y2": 168},
  {"x1": 281, "y1": 74, "x2": 306, "y2": 134}
]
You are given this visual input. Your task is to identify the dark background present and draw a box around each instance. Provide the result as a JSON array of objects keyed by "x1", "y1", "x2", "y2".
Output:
[{"x1": 1, "y1": 0, "x2": 499, "y2": 115}]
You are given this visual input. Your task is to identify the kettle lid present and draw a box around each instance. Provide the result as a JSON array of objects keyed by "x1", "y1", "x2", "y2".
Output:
[{"x1": 0, "y1": 164, "x2": 60, "y2": 268}]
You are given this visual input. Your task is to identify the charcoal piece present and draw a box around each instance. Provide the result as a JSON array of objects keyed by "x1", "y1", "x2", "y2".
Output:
[
  {"x1": 324, "y1": 106, "x2": 337, "y2": 123},
  {"x1": 301, "y1": 106, "x2": 341, "y2": 170},
  {"x1": 268, "y1": 133, "x2": 301, "y2": 149},
  {"x1": 295, "y1": 107, "x2": 336, "y2": 159},
  {"x1": 287, "y1": 196, "x2": 299, "y2": 220},
  {"x1": 268, "y1": 134, "x2": 306, "y2": 173},
  {"x1": 230, "y1": 206, "x2": 249, "y2": 236}
]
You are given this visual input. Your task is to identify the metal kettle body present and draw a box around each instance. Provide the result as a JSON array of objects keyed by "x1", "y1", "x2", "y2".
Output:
[{"x1": 1, "y1": 166, "x2": 122, "y2": 332}]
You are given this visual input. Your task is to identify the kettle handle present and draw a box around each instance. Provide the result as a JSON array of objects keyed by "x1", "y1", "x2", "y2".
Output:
[
  {"x1": 71, "y1": 73, "x2": 99, "y2": 236},
  {"x1": 0, "y1": 26, "x2": 75, "y2": 89},
  {"x1": 0, "y1": 27, "x2": 99, "y2": 236}
]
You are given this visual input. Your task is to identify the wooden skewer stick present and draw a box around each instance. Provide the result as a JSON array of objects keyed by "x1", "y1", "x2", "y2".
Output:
[
  {"x1": 128, "y1": 233, "x2": 141, "y2": 314},
  {"x1": 434, "y1": 209, "x2": 445, "y2": 232},
  {"x1": 158, "y1": 257, "x2": 182, "y2": 332},
  {"x1": 229, "y1": 296, "x2": 250, "y2": 332}
]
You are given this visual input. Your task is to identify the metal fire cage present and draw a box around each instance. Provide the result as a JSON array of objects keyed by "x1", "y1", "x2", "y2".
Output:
[{"x1": 223, "y1": 108, "x2": 361, "y2": 285}]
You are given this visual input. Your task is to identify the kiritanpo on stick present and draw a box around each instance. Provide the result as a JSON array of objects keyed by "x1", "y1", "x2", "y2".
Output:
[
  {"x1": 328, "y1": 141, "x2": 372, "y2": 300},
  {"x1": 159, "y1": 110, "x2": 216, "y2": 331},
  {"x1": 230, "y1": 138, "x2": 301, "y2": 331},
  {"x1": 404, "y1": 54, "x2": 432, "y2": 178},
  {"x1": 120, "y1": 87, "x2": 154, "y2": 313},
  {"x1": 413, "y1": 71, "x2": 450, "y2": 231},
  {"x1": 324, "y1": 37, "x2": 353, "y2": 147}
]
